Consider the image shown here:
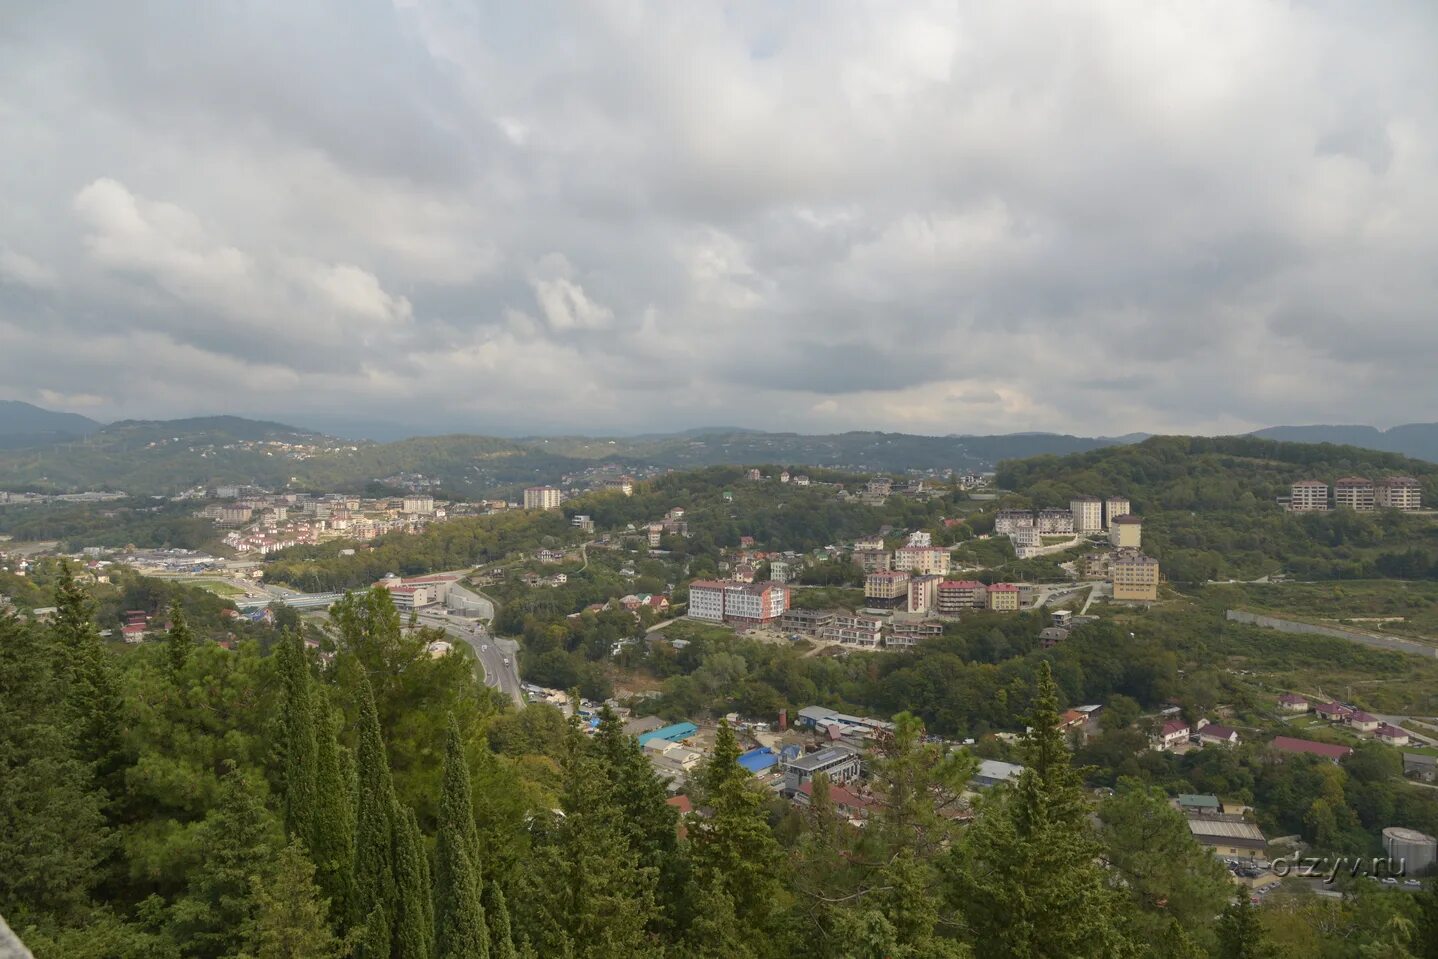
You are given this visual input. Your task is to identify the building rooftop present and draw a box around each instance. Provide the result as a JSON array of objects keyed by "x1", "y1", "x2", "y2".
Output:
[
  {"x1": 1178, "y1": 794, "x2": 1221, "y2": 809},
  {"x1": 786, "y1": 745, "x2": 859, "y2": 772},
  {"x1": 1270, "y1": 736, "x2": 1352, "y2": 760},
  {"x1": 1186, "y1": 817, "x2": 1266, "y2": 847},
  {"x1": 1110, "y1": 514, "x2": 1142, "y2": 524}
]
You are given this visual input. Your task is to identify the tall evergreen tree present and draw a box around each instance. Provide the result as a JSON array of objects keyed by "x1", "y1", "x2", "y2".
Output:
[
  {"x1": 484, "y1": 883, "x2": 518, "y2": 959},
  {"x1": 165, "y1": 599, "x2": 193, "y2": 680},
  {"x1": 50, "y1": 563, "x2": 127, "y2": 794},
  {"x1": 393, "y1": 804, "x2": 434, "y2": 959},
  {"x1": 358, "y1": 904, "x2": 391, "y2": 959},
  {"x1": 435, "y1": 716, "x2": 488, "y2": 959},
  {"x1": 1215, "y1": 893, "x2": 1280, "y2": 959},
  {"x1": 245, "y1": 840, "x2": 340, "y2": 959},
  {"x1": 948, "y1": 662, "x2": 1136, "y2": 959},
  {"x1": 0, "y1": 613, "x2": 108, "y2": 927},
  {"x1": 168, "y1": 763, "x2": 282, "y2": 959},
  {"x1": 310, "y1": 693, "x2": 355, "y2": 922},
  {"x1": 684, "y1": 721, "x2": 789, "y2": 950},
  {"x1": 352, "y1": 674, "x2": 398, "y2": 930},
  {"x1": 277, "y1": 631, "x2": 318, "y2": 848}
]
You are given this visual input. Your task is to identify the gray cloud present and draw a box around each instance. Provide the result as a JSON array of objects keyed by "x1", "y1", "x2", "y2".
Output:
[{"x1": 1, "y1": 0, "x2": 1437, "y2": 438}]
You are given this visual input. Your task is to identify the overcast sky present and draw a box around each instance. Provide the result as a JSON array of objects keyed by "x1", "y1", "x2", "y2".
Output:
[{"x1": 2, "y1": 1, "x2": 1436, "y2": 439}]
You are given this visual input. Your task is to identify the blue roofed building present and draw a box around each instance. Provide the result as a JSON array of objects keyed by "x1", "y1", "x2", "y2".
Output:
[
  {"x1": 737, "y1": 747, "x2": 779, "y2": 774},
  {"x1": 637, "y1": 722, "x2": 700, "y2": 747}
]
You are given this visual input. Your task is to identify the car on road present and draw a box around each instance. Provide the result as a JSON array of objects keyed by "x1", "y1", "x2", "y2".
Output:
[
  {"x1": 503, "y1": 657, "x2": 510, "y2": 667},
  {"x1": 1382, "y1": 878, "x2": 1398, "y2": 885},
  {"x1": 1405, "y1": 880, "x2": 1422, "y2": 887},
  {"x1": 481, "y1": 644, "x2": 488, "y2": 651}
]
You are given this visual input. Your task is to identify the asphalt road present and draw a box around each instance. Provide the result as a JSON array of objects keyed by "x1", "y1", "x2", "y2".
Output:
[{"x1": 417, "y1": 610, "x2": 523, "y2": 707}]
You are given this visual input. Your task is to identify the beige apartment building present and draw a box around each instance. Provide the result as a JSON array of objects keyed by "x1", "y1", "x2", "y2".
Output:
[
  {"x1": 1108, "y1": 514, "x2": 1142, "y2": 549},
  {"x1": 1103, "y1": 496, "x2": 1131, "y2": 529},
  {"x1": 1288, "y1": 480, "x2": 1329, "y2": 512},
  {"x1": 1333, "y1": 477, "x2": 1375, "y2": 511},
  {"x1": 893, "y1": 545, "x2": 951, "y2": 576},
  {"x1": 1376, "y1": 476, "x2": 1423, "y2": 510},
  {"x1": 1111, "y1": 549, "x2": 1160, "y2": 601},
  {"x1": 864, "y1": 571, "x2": 911, "y2": 608},
  {"x1": 853, "y1": 549, "x2": 892, "y2": 573},
  {"x1": 986, "y1": 582, "x2": 1021, "y2": 611}
]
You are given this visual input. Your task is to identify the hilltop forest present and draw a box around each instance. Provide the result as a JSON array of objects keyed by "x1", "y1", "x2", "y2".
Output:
[
  {"x1": 6, "y1": 567, "x2": 1438, "y2": 958},
  {"x1": 997, "y1": 435, "x2": 1438, "y2": 582}
]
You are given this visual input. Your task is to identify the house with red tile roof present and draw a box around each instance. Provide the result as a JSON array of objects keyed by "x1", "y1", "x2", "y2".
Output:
[
  {"x1": 1198, "y1": 724, "x2": 1241, "y2": 747},
  {"x1": 1153, "y1": 719, "x2": 1191, "y2": 750},
  {"x1": 1277, "y1": 694, "x2": 1309, "y2": 713},
  {"x1": 1313, "y1": 702, "x2": 1351, "y2": 721},
  {"x1": 1348, "y1": 711, "x2": 1379, "y2": 732},
  {"x1": 1376, "y1": 724, "x2": 1411, "y2": 746},
  {"x1": 1270, "y1": 736, "x2": 1352, "y2": 762}
]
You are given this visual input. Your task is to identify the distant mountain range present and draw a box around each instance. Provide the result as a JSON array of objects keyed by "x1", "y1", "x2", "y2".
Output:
[
  {"x1": 0, "y1": 400, "x2": 101, "y2": 449},
  {"x1": 4, "y1": 398, "x2": 1438, "y2": 495}
]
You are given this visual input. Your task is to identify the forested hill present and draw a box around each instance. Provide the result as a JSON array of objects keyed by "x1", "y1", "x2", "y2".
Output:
[{"x1": 995, "y1": 436, "x2": 1438, "y2": 583}]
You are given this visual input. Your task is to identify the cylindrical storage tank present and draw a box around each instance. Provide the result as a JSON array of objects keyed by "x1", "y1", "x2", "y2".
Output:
[{"x1": 1383, "y1": 827, "x2": 1438, "y2": 877}]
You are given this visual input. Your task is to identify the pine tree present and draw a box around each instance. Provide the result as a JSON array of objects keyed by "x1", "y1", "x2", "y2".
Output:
[
  {"x1": 948, "y1": 661, "x2": 1136, "y2": 959},
  {"x1": 352, "y1": 674, "x2": 398, "y2": 931},
  {"x1": 165, "y1": 599, "x2": 194, "y2": 680},
  {"x1": 685, "y1": 720, "x2": 788, "y2": 947},
  {"x1": 1215, "y1": 893, "x2": 1280, "y2": 959},
  {"x1": 50, "y1": 562, "x2": 128, "y2": 795},
  {"x1": 311, "y1": 693, "x2": 355, "y2": 922},
  {"x1": 169, "y1": 763, "x2": 282, "y2": 959},
  {"x1": 0, "y1": 612, "x2": 109, "y2": 926},
  {"x1": 277, "y1": 631, "x2": 318, "y2": 848},
  {"x1": 393, "y1": 804, "x2": 434, "y2": 959},
  {"x1": 435, "y1": 716, "x2": 488, "y2": 959},
  {"x1": 245, "y1": 841, "x2": 339, "y2": 959},
  {"x1": 1415, "y1": 879, "x2": 1438, "y2": 959}
]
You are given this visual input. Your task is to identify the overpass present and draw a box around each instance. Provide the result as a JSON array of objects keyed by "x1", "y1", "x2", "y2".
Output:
[{"x1": 234, "y1": 592, "x2": 346, "y2": 612}]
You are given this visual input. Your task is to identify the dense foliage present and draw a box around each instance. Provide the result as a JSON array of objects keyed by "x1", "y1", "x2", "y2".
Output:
[
  {"x1": 997, "y1": 435, "x2": 1438, "y2": 582},
  {"x1": 4, "y1": 569, "x2": 1438, "y2": 958}
]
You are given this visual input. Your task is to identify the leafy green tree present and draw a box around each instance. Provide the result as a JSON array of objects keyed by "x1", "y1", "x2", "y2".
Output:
[
  {"x1": 168, "y1": 764, "x2": 282, "y2": 959},
  {"x1": 243, "y1": 841, "x2": 340, "y2": 959},
  {"x1": 948, "y1": 662, "x2": 1136, "y2": 958}
]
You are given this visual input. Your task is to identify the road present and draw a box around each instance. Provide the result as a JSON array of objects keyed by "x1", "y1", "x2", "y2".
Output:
[{"x1": 416, "y1": 609, "x2": 523, "y2": 707}]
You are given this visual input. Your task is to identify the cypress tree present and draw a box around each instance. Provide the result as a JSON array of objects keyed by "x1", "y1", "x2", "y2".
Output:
[
  {"x1": 435, "y1": 715, "x2": 488, "y2": 959},
  {"x1": 393, "y1": 804, "x2": 434, "y2": 959},
  {"x1": 165, "y1": 599, "x2": 194, "y2": 680},
  {"x1": 277, "y1": 630, "x2": 318, "y2": 847},
  {"x1": 353, "y1": 673, "x2": 397, "y2": 931},
  {"x1": 484, "y1": 883, "x2": 518, "y2": 959},
  {"x1": 358, "y1": 904, "x2": 391, "y2": 959},
  {"x1": 311, "y1": 693, "x2": 355, "y2": 922}
]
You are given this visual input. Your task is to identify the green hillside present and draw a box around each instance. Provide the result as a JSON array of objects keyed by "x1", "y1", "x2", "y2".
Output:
[{"x1": 997, "y1": 435, "x2": 1438, "y2": 582}]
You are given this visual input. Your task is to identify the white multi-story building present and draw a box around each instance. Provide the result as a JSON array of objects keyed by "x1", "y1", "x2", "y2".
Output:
[
  {"x1": 906, "y1": 531, "x2": 932, "y2": 547},
  {"x1": 1036, "y1": 509, "x2": 1075, "y2": 534},
  {"x1": 523, "y1": 486, "x2": 562, "y2": 510},
  {"x1": 403, "y1": 495, "x2": 435, "y2": 515},
  {"x1": 687, "y1": 580, "x2": 790, "y2": 626},
  {"x1": 821, "y1": 614, "x2": 884, "y2": 648},
  {"x1": 1070, "y1": 497, "x2": 1103, "y2": 533},
  {"x1": 1103, "y1": 497, "x2": 1130, "y2": 529},
  {"x1": 1289, "y1": 480, "x2": 1329, "y2": 512},
  {"x1": 1333, "y1": 477, "x2": 1374, "y2": 511},
  {"x1": 768, "y1": 560, "x2": 792, "y2": 584},
  {"x1": 1376, "y1": 476, "x2": 1422, "y2": 511}
]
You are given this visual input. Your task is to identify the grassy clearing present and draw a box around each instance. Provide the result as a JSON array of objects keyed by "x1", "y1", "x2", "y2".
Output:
[{"x1": 190, "y1": 579, "x2": 246, "y2": 598}]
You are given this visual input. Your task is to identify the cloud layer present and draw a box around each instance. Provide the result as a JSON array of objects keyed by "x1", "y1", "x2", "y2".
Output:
[{"x1": 2, "y1": 1, "x2": 1436, "y2": 437}]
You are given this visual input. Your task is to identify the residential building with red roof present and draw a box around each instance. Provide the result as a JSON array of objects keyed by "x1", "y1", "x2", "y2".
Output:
[
  {"x1": 987, "y1": 582, "x2": 1020, "y2": 612},
  {"x1": 1376, "y1": 724, "x2": 1410, "y2": 746},
  {"x1": 1277, "y1": 694, "x2": 1309, "y2": 713},
  {"x1": 1270, "y1": 736, "x2": 1352, "y2": 762},
  {"x1": 937, "y1": 580, "x2": 987, "y2": 614},
  {"x1": 1348, "y1": 711, "x2": 1379, "y2": 732},
  {"x1": 1153, "y1": 719, "x2": 1191, "y2": 751},
  {"x1": 1198, "y1": 723, "x2": 1240, "y2": 746},
  {"x1": 1314, "y1": 702, "x2": 1352, "y2": 721}
]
